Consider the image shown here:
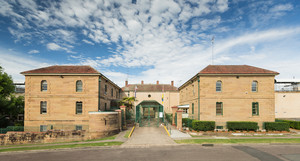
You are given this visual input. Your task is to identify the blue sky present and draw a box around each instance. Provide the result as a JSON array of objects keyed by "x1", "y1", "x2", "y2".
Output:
[{"x1": 0, "y1": 0, "x2": 300, "y2": 87}]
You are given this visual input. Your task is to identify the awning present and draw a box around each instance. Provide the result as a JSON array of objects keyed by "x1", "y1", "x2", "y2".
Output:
[{"x1": 177, "y1": 104, "x2": 189, "y2": 109}]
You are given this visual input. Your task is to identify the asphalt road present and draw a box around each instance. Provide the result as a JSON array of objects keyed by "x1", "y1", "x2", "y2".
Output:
[{"x1": 1, "y1": 144, "x2": 300, "y2": 161}]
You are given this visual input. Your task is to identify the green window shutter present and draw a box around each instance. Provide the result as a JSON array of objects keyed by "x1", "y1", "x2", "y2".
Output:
[
  {"x1": 192, "y1": 103, "x2": 194, "y2": 114},
  {"x1": 221, "y1": 102, "x2": 223, "y2": 115},
  {"x1": 257, "y1": 102, "x2": 259, "y2": 115}
]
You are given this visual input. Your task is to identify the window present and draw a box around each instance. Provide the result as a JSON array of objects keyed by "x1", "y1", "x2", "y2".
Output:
[
  {"x1": 41, "y1": 80, "x2": 47, "y2": 91},
  {"x1": 40, "y1": 125, "x2": 47, "y2": 132},
  {"x1": 105, "y1": 103, "x2": 107, "y2": 111},
  {"x1": 252, "y1": 102, "x2": 259, "y2": 115},
  {"x1": 192, "y1": 103, "x2": 194, "y2": 114},
  {"x1": 111, "y1": 88, "x2": 113, "y2": 97},
  {"x1": 76, "y1": 80, "x2": 82, "y2": 92},
  {"x1": 75, "y1": 125, "x2": 82, "y2": 130},
  {"x1": 216, "y1": 81, "x2": 222, "y2": 92},
  {"x1": 192, "y1": 85, "x2": 195, "y2": 96},
  {"x1": 183, "y1": 108, "x2": 188, "y2": 114},
  {"x1": 252, "y1": 81, "x2": 258, "y2": 92},
  {"x1": 105, "y1": 85, "x2": 107, "y2": 94},
  {"x1": 76, "y1": 102, "x2": 82, "y2": 114},
  {"x1": 216, "y1": 102, "x2": 223, "y2": 115},
  {"x1": 40, "y1": 101, "x2": 47, "y2": 114},
  {"x1": 116, "y1": 91, "x2": 118, "y2": 98}
]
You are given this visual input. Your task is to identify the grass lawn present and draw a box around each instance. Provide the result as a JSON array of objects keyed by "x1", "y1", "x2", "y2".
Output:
[
  {"x1": 124, "y1": 130, "x2": 131, "y2": 138},
  {"x1": 0, "y1": 142, "x2": 123, "y2": 153},
  {"x1": 175, "y1": 138, "x2": 300, "y2": 144}
]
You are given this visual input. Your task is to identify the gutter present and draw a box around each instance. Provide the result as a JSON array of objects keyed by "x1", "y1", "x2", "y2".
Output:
[
  {"x1": 98, "y1": 76, "x2": 101, "y2": 111},
  {"x1": 197, "y1": 75, "x2": 200, "y2": 120}
]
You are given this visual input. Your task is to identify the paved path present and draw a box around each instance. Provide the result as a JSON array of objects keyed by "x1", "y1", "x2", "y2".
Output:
[{"x1": 121, "y1": 126, "x2": 176, "y2": 147}]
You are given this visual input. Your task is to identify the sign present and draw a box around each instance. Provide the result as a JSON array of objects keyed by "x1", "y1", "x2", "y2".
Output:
[{"x1": 159, "y1": 112, "x2": 163, "y2": 118}]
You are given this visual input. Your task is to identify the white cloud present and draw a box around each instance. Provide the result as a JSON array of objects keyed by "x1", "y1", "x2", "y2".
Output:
[
  {"x1": 0, "y1": 48, "x2": 50, "y2": 82},
  {"x1": 47, "y1": 43, "x2": 63, "y2": 51},
  {"x1": 82, "y1": 39, "x2": 94, "y2": 45},
  {"x1": 28, "y1": 50, "x2": 39, "y2": 54},
  {"x1": 270, "y1": 4, "x2": 293, "y2": 13}
]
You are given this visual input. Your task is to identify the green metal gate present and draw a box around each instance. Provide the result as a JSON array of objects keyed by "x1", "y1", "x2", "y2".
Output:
[{"x1": 135, "y1": 100, "x2": 164, "y2": 127}]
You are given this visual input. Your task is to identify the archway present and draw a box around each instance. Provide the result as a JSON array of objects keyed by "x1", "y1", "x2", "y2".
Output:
[{"x1": 135, "y1": 100, "x2": 164, "y2": 127}]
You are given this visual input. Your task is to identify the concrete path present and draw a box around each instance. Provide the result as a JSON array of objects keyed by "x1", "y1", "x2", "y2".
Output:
[
  {"x1": 170, "y1": 129, "x2": 192, "y2": 139},
  {"x1": 121, "y1": 126, "x2": 176, "y2": 147}
]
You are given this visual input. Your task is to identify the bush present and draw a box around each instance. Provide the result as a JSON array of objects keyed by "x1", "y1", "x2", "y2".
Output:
[
  {"x1": 264, "y1": 122, "x2": 289, "y2": 131},
  {"x1": 227, "y1": 121, "x2": 258, "y2": 131},
  {"x1": 192, "y1": 120, "x2": 215, "y2": 131},
  {"x1": 182, "y1": 118, "x2": 193, "y2": 128},
  {"x1": 165, "y1": 113, "x2": 172, "y2": 124},
  {"x1": 277, "y1": 120, "x2": 300, "y2": 130},
  {"x1": 0, "y1": 126, "x2": 24, "y2": 134}
]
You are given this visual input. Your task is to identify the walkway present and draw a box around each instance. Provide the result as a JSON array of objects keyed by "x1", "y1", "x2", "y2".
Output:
[{"x1": 121, "y1": 126, "x2": 176, "y2": 147}]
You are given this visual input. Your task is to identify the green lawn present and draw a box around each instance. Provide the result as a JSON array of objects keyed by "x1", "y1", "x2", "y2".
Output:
[
  {"x1": 124, "y1": 130, "x2": 131, "y2": 138},
  {"x1": 0, "y1": 142, "x2": 123, "y2": 152},
  {"x1": 175, "y1": 138, "x2": 300, "y2": 144}
]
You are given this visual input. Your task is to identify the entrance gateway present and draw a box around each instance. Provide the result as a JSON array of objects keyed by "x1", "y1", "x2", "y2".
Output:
[{"x1": 135, "y1": 100, "x2": 164, "y2": 127}]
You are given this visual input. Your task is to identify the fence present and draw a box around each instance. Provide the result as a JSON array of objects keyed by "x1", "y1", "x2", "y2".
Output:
[
  {"x1": 0, "y1": 126, "x2": 24, "y2": 134},
  {"x1": 23, "y1": 125, "x2": 89, "y2": 132}
]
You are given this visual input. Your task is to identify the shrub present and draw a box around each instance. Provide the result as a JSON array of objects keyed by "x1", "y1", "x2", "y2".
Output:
[
  {"x1": 165, "y1": 113, "x2": 172, "y2": 124},
  {"x1": 192, "y1": 120, "x2": 215, "y2": 131},
  {"x1": 227, "y1": 121, "x2": 258, "y2": 131},
  {"x1": 264, "y1": 122, "x2": 289, "y2": 131},
  {"x1": 278, "y1": 120, "x2": 300, "y2": 130},
  {"x1": 182, "y1": 118, "x2": 193, "y2": 128}
]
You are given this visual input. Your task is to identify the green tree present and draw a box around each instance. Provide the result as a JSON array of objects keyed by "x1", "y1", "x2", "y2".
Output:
[
  {"x1": 0, "y1": 66, "x2": 24, "y2": 127},
  {"x1": 120, "y1": 96, "x2": 136, "y2": 110}
]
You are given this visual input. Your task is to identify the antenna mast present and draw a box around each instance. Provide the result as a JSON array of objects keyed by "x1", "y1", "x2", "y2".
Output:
[{"x1": 211, "y1": 36, "x2": 214, "y2": 65}]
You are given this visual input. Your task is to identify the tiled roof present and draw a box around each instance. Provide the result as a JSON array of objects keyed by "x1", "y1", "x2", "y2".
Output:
[
  {"x1": 122, "y1": 84, "x2": 178, "y2": 92},
  {"x1": 199, "y1": 65, "x2": 279, "y2": 75},
  {"x1": 21, "y1": 65, "x2": 100, "y2": 74}
]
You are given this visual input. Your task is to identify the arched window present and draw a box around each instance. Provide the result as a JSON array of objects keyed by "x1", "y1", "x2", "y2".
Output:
[
  {"x1": 252, "y1": 81, "x2": 258, "y2": 92},
  {"x1": 41, "y1": 80, "x2": 47, "y2": 91},
  {"x1": 216, "y1": 81, "x2": 222, "y2": 92},
  {"x1": 76, "y1": 80, "x2": 82, "y2": 92}
]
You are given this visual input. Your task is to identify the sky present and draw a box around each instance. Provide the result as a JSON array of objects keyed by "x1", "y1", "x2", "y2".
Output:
[{"x1": 0, "y1": 0, "x2": 300, "y2": 87}]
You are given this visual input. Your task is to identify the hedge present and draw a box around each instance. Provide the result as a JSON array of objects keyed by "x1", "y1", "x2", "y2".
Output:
[
  {"x1": 264, "y1": 122, "x2": 289, "y2": 131},
  {"x1": 276, "y1": 120, "x2": 300, "y2": 130},
  {"x1": 165, "y1": 113, "x2": 172, "y2": 124},
  {"x1": 227, "y1": 121, "x2": 258, "y2": 131},
  {"x1": 0, "y1": 126, "x2": 24, "y2": 134},
  {"x1": 182, "y1": 118, "x2": 193, "y2": 128},
  {"x1": 192, "y1": 120, "x2": 215, "y2": 131}
]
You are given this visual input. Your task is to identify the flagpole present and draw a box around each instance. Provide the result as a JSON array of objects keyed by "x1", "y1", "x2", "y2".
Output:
[{"x1": 211, "y1": 36, "x2": 214, "y2": 65}]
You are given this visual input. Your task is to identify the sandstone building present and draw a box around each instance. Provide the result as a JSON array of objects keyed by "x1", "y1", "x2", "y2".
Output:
[
  {"x1": 178, "y1": 65, "x2": 279, "y2": 129},
  {"x1": 21, "y1": 65, "x2": 122, "y2": 133}
]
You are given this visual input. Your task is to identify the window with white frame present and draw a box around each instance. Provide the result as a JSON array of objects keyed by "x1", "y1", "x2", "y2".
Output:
[
  {"x1": 216, "y1": 81, "x2": 222, "y2": 92},
  {"x1": 252, "y1": 81, "x2": 258, "y2": 92},
  {"x1": 76, "y1": 80, "x2": 83, "y2": 92},
  {"x1": 40, "y1": 125, "x2": 47, "y2": 132},
  {"x1": 41, "y1": 80, "x2": 47, "y2": 91},
  {"x1": 76, "y1": 102, "x2": 82, "y2": 114}
]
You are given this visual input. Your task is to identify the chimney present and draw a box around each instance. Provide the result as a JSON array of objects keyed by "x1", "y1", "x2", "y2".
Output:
[
  {"x1": 156, "y1": 81, "x2": 159, "y2": 85},
  {"x1": 171, "y1": 81, "x2": 174, "y2": 86},
  {"x1": 125, "y1": 80, "x2": 128, "y2": 86},
  {"x1": 141, "y1": 80, "x2": 144, "y2": 85}
]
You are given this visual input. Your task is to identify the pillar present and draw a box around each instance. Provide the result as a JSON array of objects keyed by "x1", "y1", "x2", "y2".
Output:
[
  {"x1": 172, "y1": 106, "x2": 178, "y2": 126},
  {"x1": 120, "y1": 105, "x2": 126, "y2": 129},
  {"x1": 176, "y1": 110, "x2": 183, "y2": 131},
  {"x1": 115, "y1": 109, "x2": 122, "y2": 132}
]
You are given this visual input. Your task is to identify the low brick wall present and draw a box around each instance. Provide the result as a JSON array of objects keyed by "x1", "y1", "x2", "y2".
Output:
[{"x1": 0, "y1": 130, "x2": 87, "y2": 145}]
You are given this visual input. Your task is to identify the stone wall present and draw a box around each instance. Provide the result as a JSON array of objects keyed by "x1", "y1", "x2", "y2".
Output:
[
  {"x1": 0, "y1": 130, "x2": 87, "y2": 145},
  {"x1": 275, "y1": 91, "x2": 300, "y2": 119}
]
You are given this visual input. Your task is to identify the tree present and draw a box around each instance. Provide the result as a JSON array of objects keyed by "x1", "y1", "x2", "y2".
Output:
[
  {"x1": 120, "y1": 96, "x2": 136, "y2": 110},
  {"x1": 0, "y1": 66, "x2": 24, "y2": 127}
]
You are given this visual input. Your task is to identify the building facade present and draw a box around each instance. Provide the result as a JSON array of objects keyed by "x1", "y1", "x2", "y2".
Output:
[
  {"x1": 179, "y1": 65, "x2": 279, "y2": 129},
  {"x1": 275, "y1": 79, "x2": 300, "y2": 119},
  {"x1": 122, "y1": 80, "x2": 179, "y2": 115},
  {"x1": 21, "y1": 65, "x2": 122, "y2": 132}
]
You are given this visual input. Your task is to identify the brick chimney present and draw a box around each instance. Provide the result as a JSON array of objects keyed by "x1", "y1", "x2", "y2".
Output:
[
  {"x1": 171, "y1": 81, "x2": 174, "y2": 86},
  {"x1": 141, "y1": 80, "x2": 144, "y2": 84},
  {"x1": 156, "y1": 81, "x2": 159, "y2": 85},
  {"x1": 125, "y1": 80, "x2": 128, "y2": 86}
]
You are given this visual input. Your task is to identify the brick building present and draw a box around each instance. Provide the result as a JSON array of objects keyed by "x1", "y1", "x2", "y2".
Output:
[{"x1": 178, "y1": 65, "x2": 279, "y2": 129}]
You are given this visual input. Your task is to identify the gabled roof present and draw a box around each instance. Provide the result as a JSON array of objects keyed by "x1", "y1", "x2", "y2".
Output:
[
  {"x1": 122, "y1": 84, "x2": 178, "y2": 92},
  {"x1": 199, "y1": 65, "x2": 279, "y2": 75},
  {"x1": 21, "y1": 65, "x2": 100, "y2": 75}
]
